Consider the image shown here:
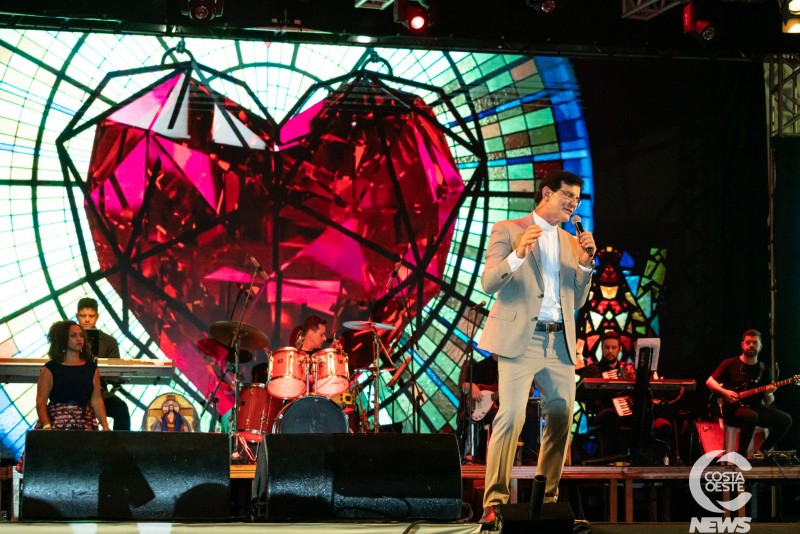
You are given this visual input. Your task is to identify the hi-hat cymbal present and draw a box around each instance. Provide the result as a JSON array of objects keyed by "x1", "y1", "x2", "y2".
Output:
[
  {"x1": 197, "y1": 338, "x2": 253, "y2": 364},
  {"x1": 342, "y1": 320, "x2": 395, "y2": 331},
  {"x1": 209, "y1": 320, "x2": 269, "y2": 351}
]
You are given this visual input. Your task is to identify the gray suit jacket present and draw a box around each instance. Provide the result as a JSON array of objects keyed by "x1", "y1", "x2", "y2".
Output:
[{"x1": 477, "y1": 215, "x2": 592, "y2": 363}]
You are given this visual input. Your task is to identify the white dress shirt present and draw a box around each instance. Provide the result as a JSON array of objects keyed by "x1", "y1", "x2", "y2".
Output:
[{"x1": 505, "y1": 211, "x2": 591, "y2": 322}]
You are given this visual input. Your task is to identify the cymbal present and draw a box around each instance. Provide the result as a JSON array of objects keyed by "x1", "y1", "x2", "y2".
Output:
[
  {"x1": 209, "y1": 320, "x2": 269, "y2": 351},
  {"x1": 197, "y1": 338, "x2": 253, "y2": 364},
  {"x1": 342, "y1": 320, "x2": 395, "y2": 331},
  {"x1": 197, "y1": 338, "x2": 228, "y2": 359},
  {"x1": 355, "y1": 366, "x2": 396, "y2": 374}
]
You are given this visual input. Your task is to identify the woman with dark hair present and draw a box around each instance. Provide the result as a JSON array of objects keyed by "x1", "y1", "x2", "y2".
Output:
[{"x1": 35, "y1": 320, "x2": 110, "y2": 431}]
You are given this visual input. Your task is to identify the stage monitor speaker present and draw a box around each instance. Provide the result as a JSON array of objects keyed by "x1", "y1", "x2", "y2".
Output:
[
  {"x1": 21, "y1": 430, "x2": 230, "y2": 521},
  {"x1": 255, "y1": 433, "x2": 462, "y2": 522},
  {"x1": 498, "y1": 502, "x2": 575, "y2": 534}
]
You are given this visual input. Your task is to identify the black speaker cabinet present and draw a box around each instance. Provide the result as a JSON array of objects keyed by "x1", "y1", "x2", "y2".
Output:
[
  {"x1": 255, "y1": 433, "x2": 462, "y2": 521},
  {"x1": 21, "y1": 430, "x2": 230, "y2": 521}
]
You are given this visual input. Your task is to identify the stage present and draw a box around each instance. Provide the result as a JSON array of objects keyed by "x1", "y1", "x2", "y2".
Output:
[
  {"x1": 460, "y1": 464, "x2": 800, "y2": 524},
  {"x1": 1, "y1": 521, "x2": 799, "y2": 534},
  {"x1": 0, "y1": 523, "x2": 482, "y2": 533},
  {"x1": 4, "y1": 463, "x2": 800, "y2": 532}
]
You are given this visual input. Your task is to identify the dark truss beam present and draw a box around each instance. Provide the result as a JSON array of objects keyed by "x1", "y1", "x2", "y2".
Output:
[{"x1": 0, "y1": 0, "x2": 794, "y2": 61}]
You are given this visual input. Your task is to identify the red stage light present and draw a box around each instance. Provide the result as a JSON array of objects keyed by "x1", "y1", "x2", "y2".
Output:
[
  {"x1": 180, "y1": 0, "x2": 224, "y2": 22},
  {"x1": 394, "y1": 0, "x2": 431, "y2": 31},
  {"x1": 409, "y1": 13, "x2": 427, "y2": 30},
  {"x1": 682, "y1": 2, "x2": 716, "y2": 42}
]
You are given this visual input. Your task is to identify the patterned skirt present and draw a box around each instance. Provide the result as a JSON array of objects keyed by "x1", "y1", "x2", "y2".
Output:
[
  {"x1": 34, "y1": 401, "x2": 98, "y2": 431},
  {"x1": 17, "y1": 402, "x2": 97, "y2": 472}
]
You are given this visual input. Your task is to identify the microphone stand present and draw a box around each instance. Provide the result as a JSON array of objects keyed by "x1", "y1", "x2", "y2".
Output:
[
  {"x1": 228, "y1": 266, "x2": 261, "y2": 462},
  {"x1": 388, "y1": 267, "x2": 422, "y2": 433},
  {"x1": 199, "y1": 283, "x2": 246, "y2": 432}
]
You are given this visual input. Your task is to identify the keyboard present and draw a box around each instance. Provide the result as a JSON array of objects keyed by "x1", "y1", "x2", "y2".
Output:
[
  {"x1": 0, "y1": 357, "x2": 174, "y2": 385},
  {"x1": 578, "y1": 377, "x2": 696, "y2": 393}
]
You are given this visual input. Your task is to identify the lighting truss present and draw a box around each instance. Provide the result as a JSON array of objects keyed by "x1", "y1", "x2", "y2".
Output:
[
  {"x1": 354, "y1": 0, "x2": 395, "y2": 8},
  {"x1": 621, "y1": 0, "x2": 683, "y2": 20}
]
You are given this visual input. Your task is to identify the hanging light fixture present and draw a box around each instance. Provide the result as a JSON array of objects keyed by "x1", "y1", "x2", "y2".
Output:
[
  {"x1": 527, "y1": 0, "x2": 558, "y2": 14},
  {"x1": 393, "y1": 0, "x2": 431, "y2": 31},
  {"x1": 682, "y1": 1, "x2": 716, "y2": 42},
  {"x1": 180, "y1": 0, "x2": 224, "y2": 22}
]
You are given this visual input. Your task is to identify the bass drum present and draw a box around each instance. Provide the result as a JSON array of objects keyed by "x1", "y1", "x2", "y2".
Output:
[{"x1": 272, "y1": 395, "x2": 349, "y2": 434}]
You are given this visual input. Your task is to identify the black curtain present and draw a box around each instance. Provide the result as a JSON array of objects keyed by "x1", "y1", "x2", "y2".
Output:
[
  {"x1": 773, "y1": 136, "x2": 800, "y2": 448},
  {"x1": 573, "y1": 58, "x2": 772, "y2": 423}
]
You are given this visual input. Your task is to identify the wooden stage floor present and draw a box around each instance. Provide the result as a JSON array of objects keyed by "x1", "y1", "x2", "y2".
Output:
[
  {"x1": 5, "y1": 464, "x2": 798, "y2": 530},
  {"x1": 0, "y1": 523, "x2": 482, "y2": 533},
  {"x1": 229, "y1": 463, "x2": 800, "y2": 525}
]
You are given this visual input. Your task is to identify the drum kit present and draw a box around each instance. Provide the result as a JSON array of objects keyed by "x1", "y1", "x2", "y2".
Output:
[{"x1": 199, "y1": 317, "x2": 399, "y2": 462}]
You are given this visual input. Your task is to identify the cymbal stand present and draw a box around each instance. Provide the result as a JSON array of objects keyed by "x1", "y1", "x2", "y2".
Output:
[
  {"x1": 229, "y1": 266, "x2": 260, "y2": 462},
  {"x1": 460, "y1": 304, "x2": 482, "y2": 463},
  {"x1": 369, "y1": 325, "x2": 386, "y2": 433},
  {"x1": 351, "y1": 378, "x2": 370, "y2": 433},
  {"x1": 370, "y1": 326, "x2": 381, "y2": 434},
  {"x1": 201, "y1": 362, "x2": 229, "y2": 432}
]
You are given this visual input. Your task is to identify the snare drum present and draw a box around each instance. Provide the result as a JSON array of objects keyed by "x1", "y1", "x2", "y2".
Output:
[
  {"x1": 237, "y1": 383, "x2": 284, "y2": 441},
  {"x1": 272, "y1": 395, "x2": 349, "y2": 434},
  {"x1": 313, "y1": 348, "x2": 349, "y2": 396},
  {"x1": 267, "y1": 347, "x2": 308, "y2": 399}
]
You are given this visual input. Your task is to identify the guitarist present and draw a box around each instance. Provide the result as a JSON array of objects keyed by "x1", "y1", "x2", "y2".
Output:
[
  {"x1": 706, "y1": 329, "x2": 792, "y2": 458},
  {"x1": 459, "y1": 354, "x2": 540, "y2": 465}
]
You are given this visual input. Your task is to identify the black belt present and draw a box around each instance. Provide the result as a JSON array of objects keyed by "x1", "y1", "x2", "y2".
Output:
[{"x1": 535, "y1": 321, "x2": 563, "y2": 332}]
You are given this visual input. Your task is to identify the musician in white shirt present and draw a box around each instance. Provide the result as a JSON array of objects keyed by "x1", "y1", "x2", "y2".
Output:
[{"x1": 477, "y1": 170, "x2": 594, "y2": 525}]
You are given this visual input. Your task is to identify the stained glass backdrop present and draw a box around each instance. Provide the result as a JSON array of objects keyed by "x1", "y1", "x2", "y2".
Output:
[{"x1": 0, "y1": 31, "x2": 595, "y2": 459}]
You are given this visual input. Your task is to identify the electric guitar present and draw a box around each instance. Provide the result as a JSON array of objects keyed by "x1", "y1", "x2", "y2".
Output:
[
  {"x1": 470, "y1": 384, "x2": 498, "y2": 421},
  {"x1": 709, "y1": 374, "x2": 800, "y2": 418}
]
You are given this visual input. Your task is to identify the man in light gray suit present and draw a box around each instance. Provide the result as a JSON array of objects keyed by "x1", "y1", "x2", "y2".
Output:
[{"x1": 477, "y1": 170, "x2": 594, "y2": 527}]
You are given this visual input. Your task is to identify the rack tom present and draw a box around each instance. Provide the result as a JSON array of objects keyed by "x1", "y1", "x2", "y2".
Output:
[
  {"x1": 312, "y1": 348, "x2": 349, "y2": 396},
  {"x1": 267, "y1": 347, "x2": 308, "y2": 399}
]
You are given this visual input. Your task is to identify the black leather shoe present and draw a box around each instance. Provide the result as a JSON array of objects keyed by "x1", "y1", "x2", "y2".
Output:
[{"x1": 479, "y1": 505, "x2": 497, "y2": 530}]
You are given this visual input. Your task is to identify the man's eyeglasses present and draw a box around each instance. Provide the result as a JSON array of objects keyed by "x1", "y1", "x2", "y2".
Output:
[{"x1": 556, "y1": 190, "x2": 582, "y2": 206}]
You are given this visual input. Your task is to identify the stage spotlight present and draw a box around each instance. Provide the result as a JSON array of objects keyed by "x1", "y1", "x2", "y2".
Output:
[
  {"x1": 782, "y1": 0, "x2": 800, "y2": 33},
  {"x1": 527, "y1": 0, "x2": 558, "y2": 14},
  {"x1": 180, "y1": 0, "x2": 224, "y2": 22},
  {"x1": 682, "y1": 2, "x2": 716, "y2": 42},
  {"x1": 393, "y1": 0, "x2": 431, "y2": 31}
]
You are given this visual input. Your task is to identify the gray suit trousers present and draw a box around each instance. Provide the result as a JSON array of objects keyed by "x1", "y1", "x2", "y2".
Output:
[{"x1": 483, "y1": 329, "x2": 575, "y2": 506}]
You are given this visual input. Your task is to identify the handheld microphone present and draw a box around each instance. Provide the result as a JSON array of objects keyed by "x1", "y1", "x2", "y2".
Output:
[
  {"x1": 384, "y1": 260, "x2": 402, "y2": 290},
  {"x1": 570, "y1": 215, "x2": 594, "y2": 257},
  {"x1": 249, "y1": 256, "x2": 270, "y2": 281}
]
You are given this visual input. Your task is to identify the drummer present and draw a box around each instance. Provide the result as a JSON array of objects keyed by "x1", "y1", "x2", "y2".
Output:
[{"x1": 291, "y1": 315, "x2": 340, "y2": 354}]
